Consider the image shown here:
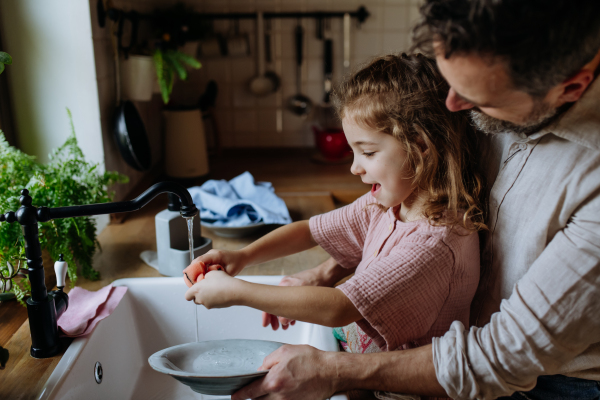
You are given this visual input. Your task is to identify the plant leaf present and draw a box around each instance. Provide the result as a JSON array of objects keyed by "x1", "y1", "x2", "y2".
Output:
[
  {"x1": 172, "y1": 51, "x2": 201, "y2": 69},
  {"x1": 0, "y1": 52, "x2": 12, "y2": 65},
  {"x1": 154, "y1": 49, "x2": 173, "y2": 104},
  {"x1": 164, "y1": 52, "x2": 187, "y2": 81}
]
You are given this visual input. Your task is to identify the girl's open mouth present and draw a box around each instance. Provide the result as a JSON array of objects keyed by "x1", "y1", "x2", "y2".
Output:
[{"x1": 371, "y1": 183, "x2": 381, "y2": 195}]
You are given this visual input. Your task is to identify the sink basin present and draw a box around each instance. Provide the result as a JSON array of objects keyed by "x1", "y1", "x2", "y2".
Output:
[{"x1": 38, "y1": 276, "x2": 348, "y2": 400}]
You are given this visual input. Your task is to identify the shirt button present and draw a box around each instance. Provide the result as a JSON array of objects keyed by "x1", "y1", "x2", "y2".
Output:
[
  {"x1": 389, "y1": 223, "x2": 393, "y2": 231},
  {"x1": 374, "y1": 250, "x2": 378, "y2": 257}
]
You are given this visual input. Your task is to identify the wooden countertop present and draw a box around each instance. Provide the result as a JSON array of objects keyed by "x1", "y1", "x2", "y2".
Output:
[{"x1": 0, "y1": 150, "x2": 366, "y2": 400}]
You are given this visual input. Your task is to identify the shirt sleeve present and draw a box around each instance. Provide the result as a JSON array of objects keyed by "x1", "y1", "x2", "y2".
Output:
[
  {"x1": 309, "y1": 192, "x2": 374, "y2": 269},
  {"x1": 338, "y1": 233, "x2": 455, "y2": 351},
  {"x1": 432, "y1": 195, "x2": 600, "y2": 399}
]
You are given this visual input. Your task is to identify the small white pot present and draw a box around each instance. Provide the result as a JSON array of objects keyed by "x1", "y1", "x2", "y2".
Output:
[{"x1": 121, "y1": 55, "x2": 155, "y2": 102}]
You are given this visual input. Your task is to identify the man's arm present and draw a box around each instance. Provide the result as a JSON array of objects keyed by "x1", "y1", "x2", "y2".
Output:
[
  {"x1": 433, "y1": 197, "x2": 600, "y2": 399},
  {"x1": 231, "y1": 344, "x2": 447, "y2": 400}
]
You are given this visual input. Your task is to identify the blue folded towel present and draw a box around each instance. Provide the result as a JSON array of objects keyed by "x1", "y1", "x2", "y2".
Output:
[{"x1": 188, "y1": 172, "x2": 292, "y2": 227}]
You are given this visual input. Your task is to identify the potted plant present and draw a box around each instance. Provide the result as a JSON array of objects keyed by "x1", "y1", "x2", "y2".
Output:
[
  {"x1": 115, "y1": 4, "x2": 204, "y2": 104},
  {"x1": 0, "y1": 110, "x2": 128, "y2": 304}
]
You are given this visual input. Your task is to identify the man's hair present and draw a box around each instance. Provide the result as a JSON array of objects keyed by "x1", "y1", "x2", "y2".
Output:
[
  {"x1": 334, "y1": 53, "x2": 486, "y2": 232},
  {"x1": 412, "y1": 0, "x2": 600, "y2": 96}
]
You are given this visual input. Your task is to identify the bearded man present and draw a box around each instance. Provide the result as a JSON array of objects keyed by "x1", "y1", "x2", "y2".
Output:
[{"x1": 233, "y1": 1, "x2": 600, "y2": 399}]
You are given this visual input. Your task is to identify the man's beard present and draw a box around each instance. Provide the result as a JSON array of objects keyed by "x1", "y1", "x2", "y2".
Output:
[{"x1": 469, "y1": 99, "x2": 558, "y2": 136}]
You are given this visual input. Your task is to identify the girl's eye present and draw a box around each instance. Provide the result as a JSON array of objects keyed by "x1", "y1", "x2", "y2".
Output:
[{"x1": 363, "y1": 152, "x2": 375, "y2": 157}]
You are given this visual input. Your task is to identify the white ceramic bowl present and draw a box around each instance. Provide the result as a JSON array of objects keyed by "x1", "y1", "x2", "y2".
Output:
[{"x1": 148, "y1": 339, "x2": 283, "y2": 395}]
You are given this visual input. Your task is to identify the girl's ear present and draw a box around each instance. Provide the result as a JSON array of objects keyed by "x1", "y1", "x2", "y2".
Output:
[{"x1": 413, "y1": 124, "x2": 431, "y2": 157}]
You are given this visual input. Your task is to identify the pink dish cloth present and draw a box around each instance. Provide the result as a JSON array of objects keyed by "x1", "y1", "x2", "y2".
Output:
[{"x1": 57, "y1": 284, "x2": 128, "y2": 337}]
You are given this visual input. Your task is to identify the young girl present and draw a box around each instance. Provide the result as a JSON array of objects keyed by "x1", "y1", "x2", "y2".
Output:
[{"x1": 184, "y1": 54, "x2": 485, "y2": 397}]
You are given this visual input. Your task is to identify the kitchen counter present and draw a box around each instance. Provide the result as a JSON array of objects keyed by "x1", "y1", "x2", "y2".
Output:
[{"x1": 0, "y1": 149, "x2": 366, "y2": 399}]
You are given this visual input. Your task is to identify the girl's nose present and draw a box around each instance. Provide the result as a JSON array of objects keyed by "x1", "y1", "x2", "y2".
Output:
[
  {"x1": 350, "y1": 158, "x2": 364, "y2": 176},
  {"x1": 446, "y1": 88, "x2": 475, "y2": 112}
]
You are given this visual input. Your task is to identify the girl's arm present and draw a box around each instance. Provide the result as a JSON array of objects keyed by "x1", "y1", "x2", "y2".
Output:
[
  {"x1": 240, "y1": 220, "x2": 317, "y2": 269},
  {"x1": 184, "y1": 271, "x2": 363, "y2": 327},
  {"x1": 262, "y1": 257, "x2": 357, "y2": 330},
  {"x1": 192, "y1": 221, "x2": 316, "y2": 277}
]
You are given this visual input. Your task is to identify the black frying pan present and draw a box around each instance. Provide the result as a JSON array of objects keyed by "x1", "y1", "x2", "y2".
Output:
[
  {"x1": 112, "y1": 11, "x2": 152, "y2": 172},
  {"x1": 113, "y1": 101, "x2": 152, "y2": 171}
]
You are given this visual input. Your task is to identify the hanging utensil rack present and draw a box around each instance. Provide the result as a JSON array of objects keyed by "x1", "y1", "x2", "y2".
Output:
[{"x1": 97, "y1": 2, "x2": 370, "y2": 28}]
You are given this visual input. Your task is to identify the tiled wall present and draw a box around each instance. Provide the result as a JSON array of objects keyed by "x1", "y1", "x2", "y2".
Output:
[{"x1": 88, "y1": 0, "x2": 421, "y2": 199}]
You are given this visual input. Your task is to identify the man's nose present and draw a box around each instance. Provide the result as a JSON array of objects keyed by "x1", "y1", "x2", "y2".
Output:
[{"x1": 446, "y1": 88, "x2": 475, "y2": 112}]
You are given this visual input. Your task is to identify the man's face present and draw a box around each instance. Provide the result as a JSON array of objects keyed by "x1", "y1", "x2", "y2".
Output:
[{"x1": 434, "y1": 44, "x2": 558, "y2": 134}]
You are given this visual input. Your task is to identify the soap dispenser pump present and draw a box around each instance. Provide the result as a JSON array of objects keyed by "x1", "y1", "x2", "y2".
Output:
[
  {"x1": 155, "y1": 194, "x2": 212, "y2": 276},
  {"x1": 52, "y1": 254, "x2": 69, "y2": 315},
  {"x1": 54, "y1": 254, "x2": 67, "y2": 290}
]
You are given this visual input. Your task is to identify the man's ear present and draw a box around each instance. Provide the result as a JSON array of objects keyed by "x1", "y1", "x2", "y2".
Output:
[
  {"x1": 555, "y1": 69, "x2": 595, "y2": 104},
  {"x1": 549, "y1": 49, "x2": 600, "y2": 106}
]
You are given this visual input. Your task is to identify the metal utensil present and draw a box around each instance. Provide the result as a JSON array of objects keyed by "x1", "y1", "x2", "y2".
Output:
[
  {"x1": 288, "y1": 23, "x2": 312, "y2": 117},
  {"x1": 343, "y1": 13, "x2": 351, "y2": 70},
  {"x1": 249, "y1": 12, "x2": 278, "y2": 96}
]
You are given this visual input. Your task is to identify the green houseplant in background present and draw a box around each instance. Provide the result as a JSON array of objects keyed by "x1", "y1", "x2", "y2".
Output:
[
  {"x1": 0, "y1": 110, "x2": 128, "y2": 304},
  {"x1": 153, "y1": 47, "x2": 201, "y2": 104}
]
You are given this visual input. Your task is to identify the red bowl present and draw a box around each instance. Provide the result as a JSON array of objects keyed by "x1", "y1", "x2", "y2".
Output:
[{"x1": 313, "y1": 127, "x2": 351, "y2": 160}]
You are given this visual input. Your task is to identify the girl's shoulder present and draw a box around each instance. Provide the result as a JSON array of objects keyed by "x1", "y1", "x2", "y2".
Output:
[{"x1": 401, "y1": 218, "x2": 479, "y2": 250}]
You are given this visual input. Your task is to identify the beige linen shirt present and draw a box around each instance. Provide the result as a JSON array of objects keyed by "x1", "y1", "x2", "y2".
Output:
[{"x1": 433, "y1": 76, "x2": 600, "y2": 399}]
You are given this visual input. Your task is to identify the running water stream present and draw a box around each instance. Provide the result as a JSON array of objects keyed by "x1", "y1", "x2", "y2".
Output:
[{"x1": 185, "y1": 216, "x2": 200, "y2": 342}]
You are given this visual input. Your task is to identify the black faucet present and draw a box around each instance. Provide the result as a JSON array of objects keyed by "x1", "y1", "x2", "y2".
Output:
[{"x1": 0, "y1": 181, "x2": 198, "y2": 358}]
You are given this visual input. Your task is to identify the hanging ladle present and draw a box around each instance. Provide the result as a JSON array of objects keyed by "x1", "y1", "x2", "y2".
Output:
[
  {"x1": 249, "y1": 12, "x2": 279, "y2": 96},
  {"x1": 288, "y1": 22, "x2": 312, "y2": 117}
]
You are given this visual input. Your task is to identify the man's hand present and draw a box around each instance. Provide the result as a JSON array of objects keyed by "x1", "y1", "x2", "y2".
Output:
[
  {"x1": 232, "y1": 345, "x2": 337, "y2": 400},
  {"x1": 184, "y1": 270, "x2": 243, "y2": 309}
]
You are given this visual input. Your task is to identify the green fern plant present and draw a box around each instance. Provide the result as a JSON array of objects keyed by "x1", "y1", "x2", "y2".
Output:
[
  {"x1": 153, "y1": 48, "x2": 201, "y2": 104},
  {"x1": 0, "y1": 109, "x2": 128, "y2": 304},
  {"x1": 0, "y1": 51, "x2": 12, "y2": 75}
]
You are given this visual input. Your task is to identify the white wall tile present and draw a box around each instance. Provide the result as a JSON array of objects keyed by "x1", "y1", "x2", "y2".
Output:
[
  {"x1": 232, "y1": 84, "x2": 258, "y2": 108},
  {"x1": 382, "y1": 31, "x2": 409, "y2": 53},
  {"x1": 354, "y1": 31, "x2": 383, "y2": 58},
  {"x1": 233, "y1": 109, "x2": 258, "y2": 132},
  {"x1": 383, "y1": 5, "x2": 409, "y2": 30}
]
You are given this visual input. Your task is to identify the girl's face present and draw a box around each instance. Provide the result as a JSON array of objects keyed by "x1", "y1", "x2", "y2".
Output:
[{"x1": 343, "y1": 116, "x2": 415, "y2": 208}]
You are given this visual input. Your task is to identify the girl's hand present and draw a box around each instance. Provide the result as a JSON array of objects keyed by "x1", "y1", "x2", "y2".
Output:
[
  {"x1": 183, "y1": 249, "x2": 247, "y2": 288},
  {"x1": 183, "y1": 261, "x2": 224, "y2": 288},
  {"x1": 261, "y1": 275, "x2": 307, "y2": 331},
  {"x1": 184, "y1": 270, "x2": 243, "y2": 309}
]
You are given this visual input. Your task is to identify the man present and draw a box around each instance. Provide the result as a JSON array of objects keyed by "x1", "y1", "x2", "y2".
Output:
[{"x1": 232, "y1": 1, "x2": 600, "y2": 399}]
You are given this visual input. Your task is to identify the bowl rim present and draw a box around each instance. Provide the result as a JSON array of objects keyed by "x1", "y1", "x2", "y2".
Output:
[
  {"x1": 148, "y1": 339, "x2": 284, "y2": 379},
  {"x1": 200, "y1": 221, "x2": 266, "y2": 229}
]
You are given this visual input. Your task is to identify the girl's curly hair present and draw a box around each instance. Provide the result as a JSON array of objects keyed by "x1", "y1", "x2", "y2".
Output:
[{"x1": 335, "y1": 53, "x2": 487, "y2": 232}]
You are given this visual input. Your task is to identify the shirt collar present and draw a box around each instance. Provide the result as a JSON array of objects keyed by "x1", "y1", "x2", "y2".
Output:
[{"x1": 529, "y1": 76, "x2": 600, "y2": 151}]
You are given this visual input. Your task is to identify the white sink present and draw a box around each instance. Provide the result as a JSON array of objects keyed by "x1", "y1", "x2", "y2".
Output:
[{"x1": 38, "y1": 276, "x2": 347, "y2": 400}]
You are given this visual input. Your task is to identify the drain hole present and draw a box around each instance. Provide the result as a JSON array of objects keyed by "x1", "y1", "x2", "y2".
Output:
[{"x1": 94, "y1": 361, "x2": 103, "y2": 384}]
